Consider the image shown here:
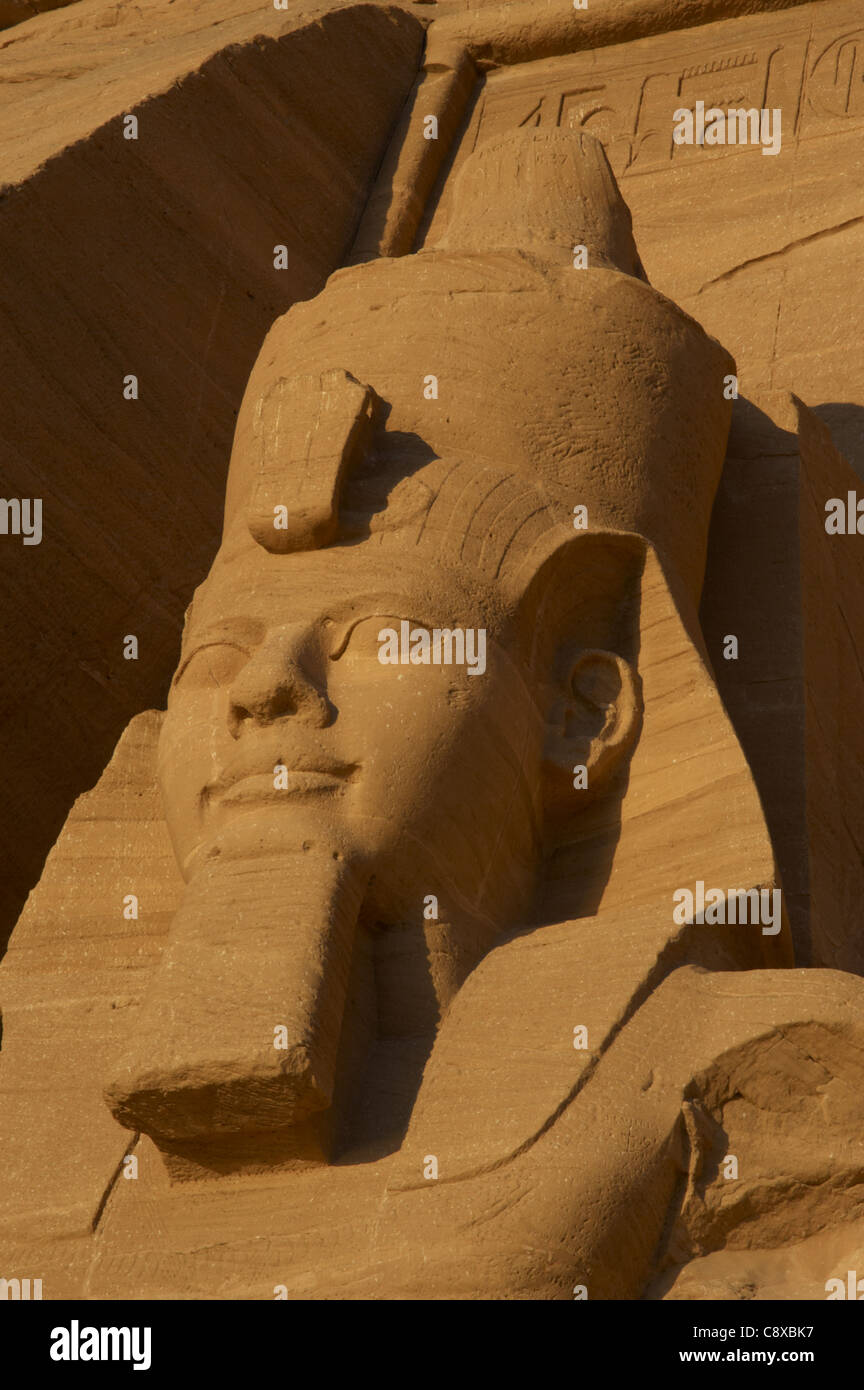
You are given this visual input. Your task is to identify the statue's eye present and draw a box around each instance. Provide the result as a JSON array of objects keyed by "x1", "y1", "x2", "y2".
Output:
[
  {"x1": 174, "y1": 642, "x2": 249, "y2": 691},
  {"x1": 330, "y1": 615, "x2": 415, "y2": 663}
]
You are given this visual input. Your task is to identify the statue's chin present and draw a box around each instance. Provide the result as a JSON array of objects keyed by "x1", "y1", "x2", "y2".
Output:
[{"x1": 175, "y1": 798, "x2": 363, "y2": 883}]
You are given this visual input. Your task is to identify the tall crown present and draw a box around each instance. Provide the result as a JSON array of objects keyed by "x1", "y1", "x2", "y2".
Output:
[
  {"x1": 221, "y1": 128, "x2": 734, "y2": 605},
  {"x1": 440, "y1": 126, "x2": 647, "y2": 279}
]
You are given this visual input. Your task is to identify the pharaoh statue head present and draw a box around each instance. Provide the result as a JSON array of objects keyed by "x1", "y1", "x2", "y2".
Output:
[{"x1": 102, "y1": 129, "x2": 769, "y2": 1162}]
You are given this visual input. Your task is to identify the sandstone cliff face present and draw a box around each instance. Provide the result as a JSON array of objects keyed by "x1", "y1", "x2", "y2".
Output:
[{"x1": 0, "y1": 0, "x2": 424, "y2": 949}]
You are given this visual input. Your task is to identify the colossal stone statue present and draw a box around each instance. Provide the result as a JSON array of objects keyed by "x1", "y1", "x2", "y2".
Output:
[
  {"x1": 104, "y1": 127, "x2": 737, "y2": 1151},
  {"x1": 3, "y1": 125, "x2": 864, "y2": 1302}
]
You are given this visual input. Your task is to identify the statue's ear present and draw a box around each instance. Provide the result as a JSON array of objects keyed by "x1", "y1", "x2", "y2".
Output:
[
  {"x1": 503, "y1": 528, "x2": 646, "y2": 817},
  {"x1": 541, "y1": 646, "x2": 642, "y2": 816}
]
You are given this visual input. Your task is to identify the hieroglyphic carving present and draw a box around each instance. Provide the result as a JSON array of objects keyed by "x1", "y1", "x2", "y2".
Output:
[
  {"x1": 805, "y1": 26, "x2": 864, "y2": 127},
  {"x1": 449, "y1": 0, "x2": 864, "y2": 195}
]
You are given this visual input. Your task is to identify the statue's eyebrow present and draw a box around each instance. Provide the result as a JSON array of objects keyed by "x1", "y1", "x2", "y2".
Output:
[
  {"x1": 181, "y1": 615, "x2": 263, "y2": 648},
  {"x1": 326, "y1": 609, "x2": 463, "y2": 660},
  {"x1": 174, "y1": 617, "x2": 264, "y2": 682},
  {"x1": 319, "y1": 594, "x2": 412, "y2": 658}
]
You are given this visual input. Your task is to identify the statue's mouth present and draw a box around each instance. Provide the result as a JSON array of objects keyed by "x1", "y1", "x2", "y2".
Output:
[
  {"x1": 218, "y1": 767, "x2": 356, "y2": 805},
  {"x1": 203, "y1": 751, "x2": 358, "y2": 810}
]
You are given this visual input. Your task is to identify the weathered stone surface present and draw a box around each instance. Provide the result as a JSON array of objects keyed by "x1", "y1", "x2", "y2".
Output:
[
  {"x1": 392, "y1": 0, "x2": 864, "y2": 978},
  {"x1": 0, "y1": 0, "x2": 424, "y2": 949},
  {"x1": 2, "y1": 0, "x2": 864, "y2": 1306},
  {"x1": 0, "y1": 0, "x2": 75, "y2": 33},
  {"x1": 702, "y1": 395, "x2": 864, "y2": 972}
]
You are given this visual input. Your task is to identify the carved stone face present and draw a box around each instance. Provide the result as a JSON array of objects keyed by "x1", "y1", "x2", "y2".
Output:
[
  {"x1": 107, "y1": 461, "x2": 641, "y2": 1147},
  {"x1": 101, "y1": 125, "x2": 700, "y2": 1150},
  {"x1": 158, "y1": 534, "x2": 547, "y2": 930}
]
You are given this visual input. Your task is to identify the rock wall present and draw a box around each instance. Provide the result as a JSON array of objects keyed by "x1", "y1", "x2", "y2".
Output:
[{"x1": 0, "y1": 0, "x2": 424, "y2": 951}]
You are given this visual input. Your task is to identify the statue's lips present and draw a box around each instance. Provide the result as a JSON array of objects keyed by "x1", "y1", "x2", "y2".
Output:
[
  {"x1": 206, "y1": 756, "x2": 357, "y2": 808},
  {"x1": 219, "y1": 769, "x2": 353, "y2": 804}
]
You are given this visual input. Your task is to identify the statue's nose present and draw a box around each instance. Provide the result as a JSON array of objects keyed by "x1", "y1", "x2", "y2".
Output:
[{"x1": 227, "y1": 628, "x2": 333, "y2": 736}]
